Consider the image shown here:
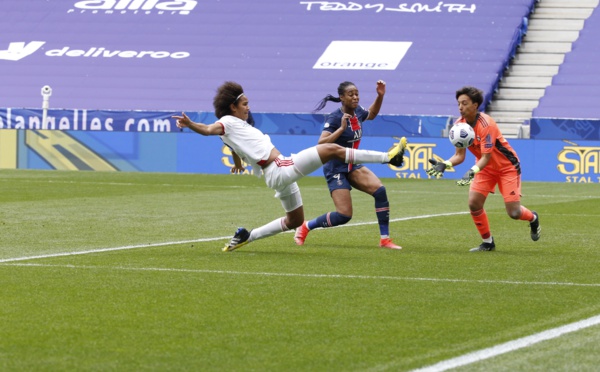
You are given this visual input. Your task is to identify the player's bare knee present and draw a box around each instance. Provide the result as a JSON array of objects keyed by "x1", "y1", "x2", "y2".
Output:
[
  {"x1": 468, "y1": 203, "x2": 481, "y2": 211},
  {"x1": 316, "y1": 143, "x2": 342, "y2": 163},
  {"x1": 507, "y1": 209, "x2": 521, "y2": 220}
]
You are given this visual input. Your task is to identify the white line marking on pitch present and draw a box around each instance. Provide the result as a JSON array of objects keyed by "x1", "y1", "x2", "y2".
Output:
[
  {"x1": 3, "y1": 263, "x2": 600, "y2": 289},
  {"x1": 0, "y1": 237, "x2": 229, "y2": 263},
  {"x1": 410, "y1": 314, "x2": 600, "y2": 372},
  {"x1": 0, "y1": 212, "x2": 467, "y2": 263}
]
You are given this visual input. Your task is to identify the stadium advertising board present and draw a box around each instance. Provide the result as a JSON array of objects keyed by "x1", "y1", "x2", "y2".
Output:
[
  {"x1": 0, "y1": 108, "x2": 450, "y2": 137},
  {"x1": 530, "y1": 118, "x2": 600, "y2": 141},
  {"x1": 0, "y1": 129, "x2": 598, "y2": 184}
]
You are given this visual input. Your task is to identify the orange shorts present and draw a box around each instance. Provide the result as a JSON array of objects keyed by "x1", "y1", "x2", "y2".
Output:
[{"x1": 470, "y1": 166, "x2": 521, "y2": 203}]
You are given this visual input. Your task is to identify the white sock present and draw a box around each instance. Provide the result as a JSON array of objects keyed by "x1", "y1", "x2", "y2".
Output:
[
  {"x1": 248, "y1": 217, "x2": 289, "y2": 242},
  {"x1": 345, "y1": 148, "x2": 387, "y2": 164}
]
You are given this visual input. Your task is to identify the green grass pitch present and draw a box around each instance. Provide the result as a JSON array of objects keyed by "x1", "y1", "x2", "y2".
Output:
[{"x1": 1, "y1": 169, "x2": 599, "y2": 371}]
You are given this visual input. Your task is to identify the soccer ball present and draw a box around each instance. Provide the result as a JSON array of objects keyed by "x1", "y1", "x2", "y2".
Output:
[{"x1": 448, "y1": 123, "x2": 475, "y2": 148}]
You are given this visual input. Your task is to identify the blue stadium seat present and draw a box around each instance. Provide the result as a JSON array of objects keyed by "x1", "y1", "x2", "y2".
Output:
[
  {"x1": 533, "y1": 7, "x2": 600, "y2": 119},
  {"x1": 0, "y1": 0, "x2": 535, "y2": 116}
]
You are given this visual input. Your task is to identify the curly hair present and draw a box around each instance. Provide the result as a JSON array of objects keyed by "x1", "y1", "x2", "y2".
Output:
[
  {"x1": 455, "y1": 86, "x2": 484, "y2": 109},
  {"x1": 313, "y1": 81, "x2": 356, "y2": 113},
  {"x1": 213, "y1": 81, "x2": 244, "y2": 119}
]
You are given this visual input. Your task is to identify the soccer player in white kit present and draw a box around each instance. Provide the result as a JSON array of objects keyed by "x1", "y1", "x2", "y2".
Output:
[{"x1": 173, "y1": 81, "x2": 407, "y2": 252}]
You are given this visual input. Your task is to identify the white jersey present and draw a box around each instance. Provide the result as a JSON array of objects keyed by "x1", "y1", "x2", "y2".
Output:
[{"x1": 218, "y1": 115, "x2": 275, "y2": 169}]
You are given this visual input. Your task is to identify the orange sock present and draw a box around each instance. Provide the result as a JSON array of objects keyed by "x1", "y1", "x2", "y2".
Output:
[
  {"x1": 471, "y1": 209, "x2": 491, "y2": 239},
  {"x1": 519, "y1": 206, "x2": 534, "y2": 221}
]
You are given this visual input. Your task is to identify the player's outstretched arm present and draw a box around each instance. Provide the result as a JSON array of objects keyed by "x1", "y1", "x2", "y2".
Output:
[
  {"x1": 367, "y1": 80, "x2": 386, "y2": 120},
  {"x1": 172, "y1": 112, "x2": 223, "y2": 136},
  {"x1": 428, "y1": 147, "x2": 468, "y2": 178}
]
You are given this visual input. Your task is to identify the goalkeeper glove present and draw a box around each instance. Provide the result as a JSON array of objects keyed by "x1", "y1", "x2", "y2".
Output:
[
  {"x1": 456, "y1": 166, "x2": 480, "y2": 186},
  {"x1": 426, "y1": 159, "x2": 452, "y2": 177}
]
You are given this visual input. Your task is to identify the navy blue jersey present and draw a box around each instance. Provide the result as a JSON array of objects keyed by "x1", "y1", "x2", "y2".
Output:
[{"x1": 322, "y1": 106, "x2": 369, "y2": 176}]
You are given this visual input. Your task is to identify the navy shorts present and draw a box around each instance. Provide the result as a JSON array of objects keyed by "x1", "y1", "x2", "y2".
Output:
[{"x1": 324, "y1": 164, "x2": 364, "y2": 193}]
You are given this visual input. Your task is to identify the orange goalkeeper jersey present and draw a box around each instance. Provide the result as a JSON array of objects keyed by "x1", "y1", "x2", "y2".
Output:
[{"x1": 455, "y1": 112, "x2": 521, "y2": 174}]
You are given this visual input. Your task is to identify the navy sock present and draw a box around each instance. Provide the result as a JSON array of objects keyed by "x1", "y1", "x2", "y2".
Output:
[
  {"x1": 373, "y1": 186, "x2": 390, "y2": 237},
  {"x1": 307, "y1": 212, "x2": 351, "y2": 230}
]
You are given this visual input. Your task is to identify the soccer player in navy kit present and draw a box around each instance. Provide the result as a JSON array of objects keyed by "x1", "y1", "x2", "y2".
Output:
[{"x1": 294, "y1": 81, "x2": 406, "y2": 249}]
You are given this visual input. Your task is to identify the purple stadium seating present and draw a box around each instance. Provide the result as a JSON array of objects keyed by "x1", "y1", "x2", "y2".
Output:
[
  {"x1": 533, "y1": 7, "x2": 600, "y2": 119},
  {"x1": 1, "y1": 0, "x2": 535, "y2": 116}
]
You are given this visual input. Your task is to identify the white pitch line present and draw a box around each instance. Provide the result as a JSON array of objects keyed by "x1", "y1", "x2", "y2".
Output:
[
  {"x1": 0, "y1": 212, "x2": 467, "y2": 263},
  {"x1": 0, "y1": 237, "x2": 229, "y2": 263},
  {"x1": 4, "y1": 263, "x2": 600, "y2": 289},
  {"x1": 410, "y1": 314, "x2": 600, "y2": 372}
]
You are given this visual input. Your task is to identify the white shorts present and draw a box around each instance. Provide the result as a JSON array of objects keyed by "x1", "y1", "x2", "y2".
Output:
[{"x1": 262, "y1": 146, "x2": 322, "y2": 212}]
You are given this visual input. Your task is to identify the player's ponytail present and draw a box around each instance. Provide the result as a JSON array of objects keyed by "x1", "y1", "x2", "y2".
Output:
[
  {"x1": 313, "y1": 81, "x2": 356, "y2": 113},
  {"x1": 313, "y1": 94, "x2": 340, "y2": 112}
]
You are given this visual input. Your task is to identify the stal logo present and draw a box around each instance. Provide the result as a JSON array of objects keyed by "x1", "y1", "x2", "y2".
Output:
[
  {"x1": 557, "y1": 142, "x2": 600, "y2": 183},
  {"x1": 68, "y1": 0, "x2": 198, "y2": 15}
]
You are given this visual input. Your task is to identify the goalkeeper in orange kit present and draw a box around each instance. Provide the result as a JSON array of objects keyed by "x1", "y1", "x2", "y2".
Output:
[{"x1": 427, "y1": 86, "x2": 540, "y2": 252}]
